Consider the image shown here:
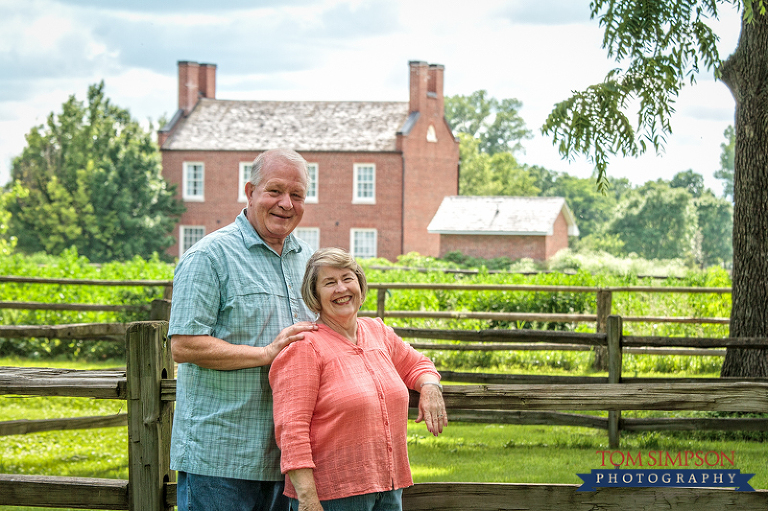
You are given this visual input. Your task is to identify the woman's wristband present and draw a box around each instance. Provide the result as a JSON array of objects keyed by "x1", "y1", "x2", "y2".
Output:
[{"x1": 420, "y1": 381, "x2": 443, "y2": 391}]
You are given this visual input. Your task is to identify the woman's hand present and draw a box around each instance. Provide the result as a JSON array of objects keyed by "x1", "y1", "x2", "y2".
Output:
[
  {"x1": 414, "y1": 379, "x2": 447, "y2": 436},
  {"x1": 289, "y1": 468, "x2": 324, "y2": 511},
  {"x1": 298, "y1": 499, "x2": 324, "y2": 511}
]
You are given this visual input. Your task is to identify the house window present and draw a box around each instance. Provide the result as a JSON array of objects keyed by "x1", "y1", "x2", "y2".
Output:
[
  {"x1": 353, "y1": 164, "x2": 375, "y2": 204},
  {"x1": 239, "y1": 162, "x2": 252, "y2": 203},
  {"x1": 306, "y1": 163, "x2": 318, "y2": 203},
  {"x1": 295, "y1": 227, "x2": 320, "y2": 251},
  {"x1": 180, "y1": 226, "x2": 205, "y2": 257},
  {"x1": 351, "y1": 229, "x2": 377, "y2": 259},
  {"x1": 183, "y1": 162, "x2": 205, "y2": 201}
]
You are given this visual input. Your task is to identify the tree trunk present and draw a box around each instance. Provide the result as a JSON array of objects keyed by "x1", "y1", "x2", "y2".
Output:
[{"x1": 719, "y1": 10, "x2": 768, "y2": 377}]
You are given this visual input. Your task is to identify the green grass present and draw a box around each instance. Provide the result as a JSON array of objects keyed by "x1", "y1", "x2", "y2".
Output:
[
  {"x1": 406, "y1": 422, "x2": 767, "y2": 489},
  {"x1": 0, "y1": 358, "x2": 128, "y2": 510}
]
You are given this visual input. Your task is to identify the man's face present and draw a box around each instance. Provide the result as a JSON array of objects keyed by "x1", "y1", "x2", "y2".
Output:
[{"x1": 245, "y1": 157, "x2": 307, "y2": 252}]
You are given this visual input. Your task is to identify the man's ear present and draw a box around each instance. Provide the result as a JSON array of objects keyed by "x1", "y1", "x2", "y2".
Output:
[{"x1": 244, "y1": 181, "x2": 255, "y2": 200}]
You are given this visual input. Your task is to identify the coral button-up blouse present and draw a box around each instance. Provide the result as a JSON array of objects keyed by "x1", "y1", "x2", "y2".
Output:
[{"x1": 269, "y1": 317, "x2": 440, "y2": 501}]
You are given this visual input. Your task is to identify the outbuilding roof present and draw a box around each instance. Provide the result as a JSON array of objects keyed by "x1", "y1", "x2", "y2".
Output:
[
  {"x1": 161, "y1": 98, "x2": 410, "y2": 152},
  {"x1": 427, "y1": 196, "x2": 580, "y2": 236}
]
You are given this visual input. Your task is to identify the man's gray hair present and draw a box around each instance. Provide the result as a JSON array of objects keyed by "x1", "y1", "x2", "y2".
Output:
[{"x1": 249, "y1": 148, "x2": 309, "y2": 187}]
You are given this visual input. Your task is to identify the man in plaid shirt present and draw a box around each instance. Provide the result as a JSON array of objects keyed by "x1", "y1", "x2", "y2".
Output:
[{"x1": 169, "y1": 149, "x2": 318, "y2": 511}]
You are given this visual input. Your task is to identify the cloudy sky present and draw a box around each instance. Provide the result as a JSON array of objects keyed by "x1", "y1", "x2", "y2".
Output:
[{"x1": 1, "y1": 0, "x2": 744, "y2": 193}]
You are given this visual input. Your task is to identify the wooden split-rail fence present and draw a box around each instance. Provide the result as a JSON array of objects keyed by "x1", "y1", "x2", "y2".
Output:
[{"x1": 1, "y1": 277, "x2": 767, "y2": 509}]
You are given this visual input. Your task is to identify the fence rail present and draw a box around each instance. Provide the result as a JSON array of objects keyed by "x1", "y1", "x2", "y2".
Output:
[
  {"x1": 0, "y1": 275, "x2": 173, "y2": 299},
  {"x1": 365, "y1": 283, "x2": 731, "y2": 330}
]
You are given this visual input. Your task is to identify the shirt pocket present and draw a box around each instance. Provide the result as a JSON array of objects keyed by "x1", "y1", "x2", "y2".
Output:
[{"x1": 217, "y1": 287, "x2": 278, "y2": 346}]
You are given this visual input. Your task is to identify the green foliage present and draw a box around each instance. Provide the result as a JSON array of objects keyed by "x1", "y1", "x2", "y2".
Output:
[
  {"x1": 365, "y1": 255, "x2": 730, "y2": 370},
  {"x1": 0, "y1": 191, "x2": 17, "y2": 256},
  {"x1": 695, "y1": 191, "x2": 733, "y2": 266},
  {"x1": 670, "y1": 169, "x2": 704, "y2": 198},
  {"x1": 6, "y1": 82, "x2": 184, "y2": 263},
  {"x1": 547, "y1": 249, "x2": 691, "y2": 277},
  {"x1": 607, "y1": 181, "x2": 698, "y2": 261},
  {"x1": 574, "y1": 233, "x2": 626, "y2": 256},
  {"x1": 456, "y1": 134, "x2": 540, "y2": 196},
  {"x1": 531, "y1": 167, "x2": 628, "y2": 240},
  {"x1": 446, "y1": 90, "x2": 539, "y2": 197},
  {"x1": 542, "y1": 0, "x2": 723, "y2": 190},
  {"x1": 744, "y1": 0, "x2": 768, "y2": 21},
  {"x1": 444, "y1": 90, "x2": 532, "y2": 155},
  {"x1": 0, "y1": 248, "x2": 173, "y2": 361},
  {"x1": 442, "y1": 251, "x2": 514, "y2": 271}
]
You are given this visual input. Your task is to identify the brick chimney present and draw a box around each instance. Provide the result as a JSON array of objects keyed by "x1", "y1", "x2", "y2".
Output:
[
  {"x1": 178, "y1": 61, "x2": 217, "y2": 115},
  {"x1": 408, "y1": 61, "x2": 429, "y2": 114},
  {"x1": 408, "y1": 61, "x2": 444, "y2": 116},
  {"x1": 428, "y1": 64, "x2": 445, "y2": 115}
]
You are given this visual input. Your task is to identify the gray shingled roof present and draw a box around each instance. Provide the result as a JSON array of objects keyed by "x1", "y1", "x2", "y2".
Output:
[
  {"x1": 162, "y1": 98, "x2": 410, "y2": 152},
  {"x1": 427, "y1": 196, "x2": 580, "y2": 236}
]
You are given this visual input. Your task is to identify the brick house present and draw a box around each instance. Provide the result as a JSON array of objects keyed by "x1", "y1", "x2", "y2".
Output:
[
  {"x1": 158, "y1": 60, "x2": 459, "y2": 261},
  {"x1": 427, "y1": 196, "x2": 580, "y2": 261}
]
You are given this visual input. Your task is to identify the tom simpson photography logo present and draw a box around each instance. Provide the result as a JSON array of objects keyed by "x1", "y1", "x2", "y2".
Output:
[{"x1": 577, "y1": 450, "x2": 755, "y2": 492}]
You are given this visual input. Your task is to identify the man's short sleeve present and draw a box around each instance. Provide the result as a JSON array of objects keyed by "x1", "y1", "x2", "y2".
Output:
[{"x1": 168, "y1": 250, "x2": 221, "y2": 337}]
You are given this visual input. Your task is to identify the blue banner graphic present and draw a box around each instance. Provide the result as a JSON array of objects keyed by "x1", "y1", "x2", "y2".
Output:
[{"x1": 576, "y1": 469, "x2": 754, "y2": 492}]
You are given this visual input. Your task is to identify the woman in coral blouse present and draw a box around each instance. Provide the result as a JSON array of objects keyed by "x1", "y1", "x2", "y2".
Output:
[{"x1": 269, "y1": 247, "x2": 447, "y2": 511}]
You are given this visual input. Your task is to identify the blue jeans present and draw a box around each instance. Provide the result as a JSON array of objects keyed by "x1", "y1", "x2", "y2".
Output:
[
  {"x1": 177, "y1": 471, "x2": 290, "y2": 511},
  {"x1": 289, "y1": 489, "x2": 402, "y2": 511}
]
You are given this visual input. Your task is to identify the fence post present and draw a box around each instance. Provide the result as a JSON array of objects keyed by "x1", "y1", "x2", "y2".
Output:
[
  {"x1": 607, "y1": 314, "x2": 623, "y2": 449},
  {"x1": 377, "y1": 288, "x2": 387, "y2": 319},
  {"x1": 127, "y1": 321, "x2": 175, "y2": 511},
  {"x1": 150, "y1": 299, "x2": 172, "y2": 321},
  {"x1": 593, "y1": 289, "x2": 613, "y2": 371}
]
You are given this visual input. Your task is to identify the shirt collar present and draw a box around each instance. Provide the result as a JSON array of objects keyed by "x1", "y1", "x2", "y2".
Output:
[{"x1": 237, "y1": 209, "x2": 303, "y2": 255}]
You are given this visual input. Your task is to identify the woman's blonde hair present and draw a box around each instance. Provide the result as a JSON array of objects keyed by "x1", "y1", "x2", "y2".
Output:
[{"x1": 302, "y1": 248, "x2": 368, "y2": 314}]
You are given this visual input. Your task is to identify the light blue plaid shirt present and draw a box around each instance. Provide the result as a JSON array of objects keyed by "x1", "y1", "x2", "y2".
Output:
[{"x1": 169, "y1": 210, "x2": 315, "y2": 481}]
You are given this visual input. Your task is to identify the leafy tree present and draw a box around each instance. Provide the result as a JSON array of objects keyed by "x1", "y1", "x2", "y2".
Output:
[
  {"x1": 6, "y1": 82, "x2": 184, "y2": 262},
  {"x1": 696, "y1": 191, "x2": 733, "y2": 266},
  {"x1": 526, "y1": 165, "x2": 559, "y2": 194},
  {"x1": 608, "y1": 181, "x2": 698, "y2": 261},
  {"x1": 528, "y1": 165, "x2": 631, "y2": 241},
  {"x1": 445, "y1": 90, "x2": 532, "y2": 155},
  {"x1": 670, "y1": 169, "x2": 705, "y2": 198},
  {"x1": 0, "y1": 192, "x2": 17, "y2": 256},
  {"x1": 714, "y1": 125, "x2": 735, "y2": 199},
  {"x1": 457, "y1": 133, "x2": 540, "y2": 196},
  {"x1": 541, "y1": 0, "x2": 768, "y2": 377}
]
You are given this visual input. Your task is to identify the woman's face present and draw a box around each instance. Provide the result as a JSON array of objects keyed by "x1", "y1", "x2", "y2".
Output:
[{"x1": 315, "y1": 265, "x2": 362, "y2": 323}]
